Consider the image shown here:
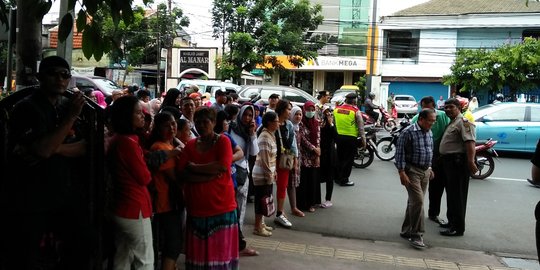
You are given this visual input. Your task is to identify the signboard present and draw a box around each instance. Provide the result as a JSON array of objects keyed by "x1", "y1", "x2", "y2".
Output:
[{"x1": 179, "y1": 50, "x2": 209, "y2": 73}]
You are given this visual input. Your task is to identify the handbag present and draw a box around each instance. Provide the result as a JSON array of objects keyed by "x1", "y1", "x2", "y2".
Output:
[
  {"x1": 261, "y1": 194, "x2": 276, "y2": 217},
  {"x1": 277, "y1": 128, "x2": 295, "y2": 170}
]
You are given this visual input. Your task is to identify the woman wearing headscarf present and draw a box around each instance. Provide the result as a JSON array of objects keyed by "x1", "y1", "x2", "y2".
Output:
[
  {"x1": 296, "y1": 101, "x2": 321, "y2": 212},
  {"x1": 160, "y1": 88, "x2": 181, "y2": 111},
  {"x1": 229, "y1": 104, "x2": 260, "y2": 255},
  {"x1": 93, "y1": 90, "x2": 107, "y2": 108},
  {"x1": 319, "y1": 106, "x2": 337, "y2": 208},
  {"x1": 288, "y1": 106, "x2": 305, "y2": 217}
]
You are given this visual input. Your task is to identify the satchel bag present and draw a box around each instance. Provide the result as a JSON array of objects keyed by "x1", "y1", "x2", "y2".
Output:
[
  {"x1": 277, "y1": 128, "x2": 295, "y2": 170},
  {"x1": 261, "y1": 194, "x2": 276, "y2": 217}
]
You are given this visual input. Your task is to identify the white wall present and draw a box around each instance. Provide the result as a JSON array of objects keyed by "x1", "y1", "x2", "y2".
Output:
[{"x1": 380, "y1": 29, "x2": 456, "y2": 77}]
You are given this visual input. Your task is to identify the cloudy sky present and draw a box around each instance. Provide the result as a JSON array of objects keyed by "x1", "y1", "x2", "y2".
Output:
[{"x1": 45, "y1": 0, "x2": 221, "y2": 47}]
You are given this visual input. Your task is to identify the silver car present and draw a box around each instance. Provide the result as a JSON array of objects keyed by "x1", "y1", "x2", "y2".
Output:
[{"x1": 394, "y1": 95, "x2": 418, "y2": 115}]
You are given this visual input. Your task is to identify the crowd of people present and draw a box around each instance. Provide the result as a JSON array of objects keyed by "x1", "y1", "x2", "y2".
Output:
[{"x1": 1, "y1": 55, "x2": 488, "y2": 269}]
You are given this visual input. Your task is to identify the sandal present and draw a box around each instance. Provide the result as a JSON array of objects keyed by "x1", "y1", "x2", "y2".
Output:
[
  {"x1": 261, "y1": 222, "x2": 274, "y2": 231},
  {"x1": 292, "y1": 208, "x2": 305, "y2": 217},
  {"x1": 253, "y1": 227, "x2": 272, "y2": 237},
  {"x1": 240, "y1": 247, "x2": 260, "y2": 256},
  {"x1": 320, "y1": 201, "x2": 333, "y2": 208}
]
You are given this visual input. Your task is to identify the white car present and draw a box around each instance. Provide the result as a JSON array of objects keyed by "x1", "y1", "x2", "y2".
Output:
[
  {"x1": 394, "y1": 95, "x2": 418, "y2": 115},
  {"x1": 176, "y1": 79, "x2": 241, "y2": 97}
]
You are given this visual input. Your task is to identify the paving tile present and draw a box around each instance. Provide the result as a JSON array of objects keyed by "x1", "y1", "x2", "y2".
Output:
[
  {"x1": 306, "y1": 245, "x2": 335, "y2": 257},
  {"x1": 395, "y1": 256, "x2": 427, "y2": 268},
  {"x1": 459, "y1": 264, "x2": 491, "y2": 270},
  {"x1": 364, "y1": 252, "x2": 395, "y2": 264},
  {"x1": 276, "y1": 242, "x2": 307, "y2": 254},
  {"x1": 246, "y1": 237, "x2": 279, "y2": 250},
  {"x1": 335, "y1": 248, "x2": 364, "y2": 261},
  {"x1": 425, "y1": 259, "x2": 460, "y2": 270}
]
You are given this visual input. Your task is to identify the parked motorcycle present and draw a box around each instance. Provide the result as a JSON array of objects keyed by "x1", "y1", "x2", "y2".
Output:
[
  {"x1": 353, "y1": 125, "x2": 379, "y2": 168},
  {"x1": 374, "y1": 115, "x2": 411, "y2": 161},
  {"x1": 362, "y1": 107, "x2": 397, "y2": 132},
  {"x1": 471, "y1": 138, "x2": 498, "y2": 180}
]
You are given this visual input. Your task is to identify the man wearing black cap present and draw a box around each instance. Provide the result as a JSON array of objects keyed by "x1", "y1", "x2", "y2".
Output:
[
  {"x1": 211, "y1": 89, "x2": 228, "y2": 111},
  {"x1": 333, "y1": 92, "x2": 366, "y2": 186},
  {"x1": 2, "y1": 56, "x2": 90, "y2": 268}
]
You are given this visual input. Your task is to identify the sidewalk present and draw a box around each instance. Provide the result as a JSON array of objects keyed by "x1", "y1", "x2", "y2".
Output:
[{"x1": 238, "y1": 224, "x2": 537, "y2": 270}]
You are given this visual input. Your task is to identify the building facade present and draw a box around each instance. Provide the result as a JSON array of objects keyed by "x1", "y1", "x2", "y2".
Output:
[{"x1": 376, "y1": 0, "x2": 540, "y2": 105}]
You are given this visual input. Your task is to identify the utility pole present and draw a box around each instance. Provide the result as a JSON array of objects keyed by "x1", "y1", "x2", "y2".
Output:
[
  {"x1": 15, "y1": 0, "x2": 41, "y2": 89},
  {"x1": 5, "y1": 8, "x2": 15, "y2": 93},
  {"x1": 366, "y1": 0, "x2": 378, "y2": 95}
]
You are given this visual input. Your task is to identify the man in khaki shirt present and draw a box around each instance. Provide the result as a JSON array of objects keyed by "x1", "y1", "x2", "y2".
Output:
[{"x1": 439, "y1": 98, "x2": 478, "y2": 237}]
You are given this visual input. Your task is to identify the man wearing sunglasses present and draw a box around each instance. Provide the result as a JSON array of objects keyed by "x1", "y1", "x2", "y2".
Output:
[{"x1": 2, "y1": 56, "x2": 89, "y2": 269}]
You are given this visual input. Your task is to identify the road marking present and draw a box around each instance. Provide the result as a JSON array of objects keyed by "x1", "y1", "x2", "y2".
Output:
[{"x1": 486, "y1": 177, "x2": 526, "y2": 182}]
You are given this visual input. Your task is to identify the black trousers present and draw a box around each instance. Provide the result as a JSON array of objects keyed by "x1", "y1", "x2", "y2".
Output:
[
  {"x1": 428, "y1": 153, "x2": 446, "y2": 217},
  {"x1": 335, "y1": 134, "x2": 357, "y2": 183},
  {"x1": 535, "y1": 201, "x2": 540, "y2": 263},
  {"x1": 441, "y1": 153, "x2": 470, "y2": 233}
]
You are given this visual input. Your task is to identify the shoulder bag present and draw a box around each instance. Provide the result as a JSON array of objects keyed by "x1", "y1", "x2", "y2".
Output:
[{"x1": 277, "y1": 127, "x2": 295, "y2": 170}]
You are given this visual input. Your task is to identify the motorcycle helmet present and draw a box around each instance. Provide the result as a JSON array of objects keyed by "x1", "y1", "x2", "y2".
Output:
[
  {"x1": 457, "y1": 97, "x2": 469, "y2": 110},
  {"x1": 368, "y1": 92, "x2": 376, "y2": 99},
  {"x1": 495, "y1": 93, "x2": 504, "y2": 102}
]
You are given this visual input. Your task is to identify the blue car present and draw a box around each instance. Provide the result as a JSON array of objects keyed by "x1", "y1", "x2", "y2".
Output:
[{"x1": 472, "y1": 102, "x2": 540, "y2": 153}]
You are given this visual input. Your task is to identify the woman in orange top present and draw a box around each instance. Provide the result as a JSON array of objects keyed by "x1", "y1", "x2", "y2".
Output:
[{"x1": 148, "y1": 112, "x2": 184, "y2": 270}]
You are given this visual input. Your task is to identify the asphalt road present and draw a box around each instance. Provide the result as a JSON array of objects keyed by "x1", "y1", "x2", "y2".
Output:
[{"x1": 246, "y1": 153, "x2": 538, "y2": 257}]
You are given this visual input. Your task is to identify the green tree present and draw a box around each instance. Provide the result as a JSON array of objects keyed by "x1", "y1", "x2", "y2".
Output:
[
  {"x1": 212, "y1": 0, "x2": 324, "y2": 83},
  {"x1": 443, "y1": 38, "x2": 540, "y2": 95}
]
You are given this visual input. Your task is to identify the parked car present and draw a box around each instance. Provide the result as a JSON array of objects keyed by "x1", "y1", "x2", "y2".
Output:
[
  {"x1": 473, "y1": 102, "x2": 540, "y2": 153},
  {"x1": 69, "y1": 75, "x2": 122, "y2": 97},
  {"x1": 393, "y1": 94, "x2": 418, "y2": 115},
  {"x1": 237, "y1": 85, "x2": 317, "y2": 107},
  {"x1": 176, "y1": 80, "x2": 241, "y2": 97},
  {"x1": 330, "y1": 85, "x2": 359, "y2": 107}
]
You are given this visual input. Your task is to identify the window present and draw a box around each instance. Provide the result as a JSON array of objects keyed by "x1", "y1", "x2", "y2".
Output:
[
  {"x1": 76, "y1": 78, "x2": 95, "y2": 89},
  {"x1": 530, "y1": 107, "x2": 540, "y2": 122},
  {"x1": 384, "y1": 30, "x2": 419, "y2": 59},
  {"x1": 239, "y1": 88, "x2": 259, "y2": 98},
  {"x1": 523, "y1": 29, "x2": 540, "y2": 40},
  {"x1": 284, "y1": 91, "x2": 307, "y2": 103},
  {"x1": 488, "y1": 107, "x2": 526, "y2": 122},
  {"x1": 324, "y1": 72, "x2": 344, "y2": 92},
  {"x1": 261, "y1": 89, "x2": 281, "y2": 100}
]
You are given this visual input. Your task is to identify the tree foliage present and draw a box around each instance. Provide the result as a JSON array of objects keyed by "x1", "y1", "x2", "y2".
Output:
[
  {"x1": 212, "y1": 0, "x2": 324, "y2": 82},
  {"x1": 442, "y1": 37, "x2": 540, "y2": 94},
  {"x1": 100, "y1": 3, "x2": 189, "y2": 66}
]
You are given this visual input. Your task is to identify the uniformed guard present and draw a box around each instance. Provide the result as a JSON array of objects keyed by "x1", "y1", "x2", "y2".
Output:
[
  {"x1": 333, "y1": 92, "x2": 366, "y2": 186},
  {"x1": 438, "y1": 98, "x2": 478, "y2": 237}
]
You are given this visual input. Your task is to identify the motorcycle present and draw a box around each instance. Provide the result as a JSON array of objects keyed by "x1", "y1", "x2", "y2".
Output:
[
  {"x1": 362, "y1": 107, "x2": 397, "y2": 132},
  {"x1": 374, "y1": 115, "x2": 411, "y2": 161},
  {"x1": 353, "y1": 124, "x2": 379, "y2": 168},
  {"x1": 471, "y1": 138, "x2": 498, "y2": 180}
]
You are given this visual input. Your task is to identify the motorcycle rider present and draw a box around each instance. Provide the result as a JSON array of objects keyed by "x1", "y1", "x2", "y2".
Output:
[
  {"x1": 492, "y1": 93, "x2": 504, "y2": 104},
  {"x1": 457, "y1": 97, "x2": 475, "y2": 123},
  {"x1": 364, "y1": 92, "x2": 380, "y2": 125},
  {"x1": 333, "y1": 93, "x2": 366, "y2": 187}
]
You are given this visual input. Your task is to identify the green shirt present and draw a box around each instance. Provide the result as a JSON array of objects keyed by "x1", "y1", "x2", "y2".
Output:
[{"x1": 411, "y1": 109, "x2": 450, "y2": 151}]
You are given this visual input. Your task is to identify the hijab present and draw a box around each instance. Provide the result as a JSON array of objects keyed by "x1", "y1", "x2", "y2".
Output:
[
  {"x1": 231, "y1": 104, "x2": 254, "y2": 143},
  {"x1": 302, "y1": 101, "x2": 319, "y2": 144},
  {"x1": 289, "y1": 106, "x2": 302, "y2": 132},
  {"x1": 93, "y1": 91, "x2": 107, "y2": 108}
]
